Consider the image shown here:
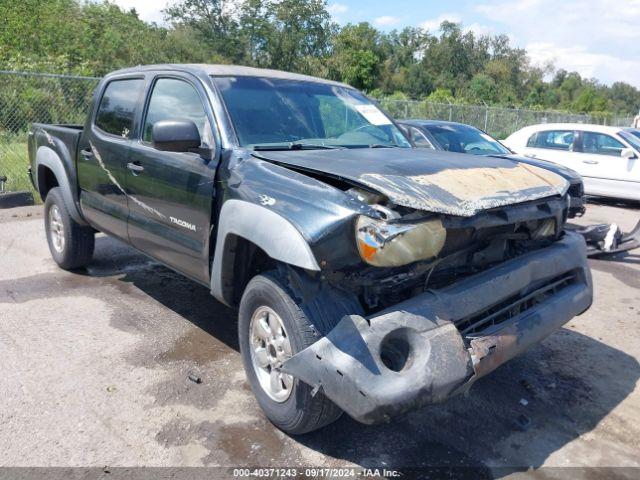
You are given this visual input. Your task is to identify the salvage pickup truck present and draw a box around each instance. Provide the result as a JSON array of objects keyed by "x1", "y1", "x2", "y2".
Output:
[{"x1": 28, "y1": 64, "x2": 593, "y2": 434}]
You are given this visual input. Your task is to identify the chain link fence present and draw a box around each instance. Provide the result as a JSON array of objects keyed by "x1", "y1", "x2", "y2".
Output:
[
  {"x1": 376, "y1": 98, "x2": 634, "y2": 140},
  {"x1": 0, "y1": 70, "x2": 635, "y2": 196},
  {"x1": 0, "y1": 71, "x2": 99, "y2": 194}
]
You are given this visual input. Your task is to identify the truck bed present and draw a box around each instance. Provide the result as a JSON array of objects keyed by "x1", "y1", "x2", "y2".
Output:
[
  {"x1": 30, "y1": 123, "x2": 84, "y2": 149},
  {"x1": 28, "y1": 123, "x2": 85, "y2": 203},
  {"x1": 29, "y1": 123, "x2": 84, "y2": 169}
]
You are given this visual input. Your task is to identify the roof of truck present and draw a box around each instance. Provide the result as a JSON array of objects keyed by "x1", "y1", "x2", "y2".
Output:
[{"x1": 107, "y1": 64, "x2": 351, "y2": 88}]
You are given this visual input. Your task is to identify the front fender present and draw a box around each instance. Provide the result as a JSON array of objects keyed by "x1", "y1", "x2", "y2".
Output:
[{"x1": 210, "y1": 199, "x2": 320, "y2": 306}]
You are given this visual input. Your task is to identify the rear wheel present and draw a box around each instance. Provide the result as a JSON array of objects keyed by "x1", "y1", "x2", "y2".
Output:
[
  {"x1": 44, "y1": 187, "x2": 94, "y2": 270},
  {"x1": 238, "y1": 271, "x2": 343, "y2": 434}
]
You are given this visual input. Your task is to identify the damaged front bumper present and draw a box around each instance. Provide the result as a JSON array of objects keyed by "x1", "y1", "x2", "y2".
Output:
[
  {"x1": 281, "y1": 231, "x2": 593, "y2": 424},
  {"x1": 568, "y1": 193, "x2": 586, "y2": 218}
]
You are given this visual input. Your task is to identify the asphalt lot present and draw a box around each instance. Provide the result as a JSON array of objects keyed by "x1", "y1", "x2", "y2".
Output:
[{"x1": 1, "y1": 200, "x2": 639, "y2": 478}]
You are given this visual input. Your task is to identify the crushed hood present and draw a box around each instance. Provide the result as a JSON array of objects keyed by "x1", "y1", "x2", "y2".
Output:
[
  {"x1": 498, "y1": 153, "x2": 582, "y2": 183},
  {"x1": 253, "y1": 148, "x2": 569, "y2": 217}
]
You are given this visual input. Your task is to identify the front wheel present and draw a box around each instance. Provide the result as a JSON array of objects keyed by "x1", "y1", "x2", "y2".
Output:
[
  {"x1": 44, "y1": 187, "x2": 95, "y2": 270},
  {"x1": 238, "y1": 271, "x2": 343, "y2": 434}
]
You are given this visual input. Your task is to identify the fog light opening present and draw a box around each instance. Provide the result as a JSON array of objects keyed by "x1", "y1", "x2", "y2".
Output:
[{"x1": 380, "y1": 333, "x2": 413, "y2": 372}]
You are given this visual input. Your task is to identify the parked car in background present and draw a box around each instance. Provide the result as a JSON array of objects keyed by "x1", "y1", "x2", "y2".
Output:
[
  {"x1": 399, "y1": 119, "x2": 586, "y2": 217},
  {"x1": 503, "y1": 123, "x2": 640, "y2": 202}
]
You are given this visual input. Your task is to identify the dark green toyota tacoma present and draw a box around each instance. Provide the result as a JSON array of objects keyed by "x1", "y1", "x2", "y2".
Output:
[{"x1": 28, "y1": 64, "x2": 593, "y2": 433}]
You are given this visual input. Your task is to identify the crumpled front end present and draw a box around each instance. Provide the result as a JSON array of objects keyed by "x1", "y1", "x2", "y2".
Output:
[
  {"x1": 281, "y1": 231, "x2": 593, "y2": 424},
  {"x1": 253, "y1": 148, "x2": 569, "y2": 217}
]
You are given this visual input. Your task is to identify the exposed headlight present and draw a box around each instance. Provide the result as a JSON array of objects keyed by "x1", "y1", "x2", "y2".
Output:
[
  {"x1": 530, "y1": 218, "x2": 556, "y2": 239},
  {"x1": 355, "y1": 215, "x2": 447, "y2": 267}
]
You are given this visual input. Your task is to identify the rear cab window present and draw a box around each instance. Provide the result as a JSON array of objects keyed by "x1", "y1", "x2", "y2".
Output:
[
  {"x1": 527, "y1": 130, "x2": 575, "y2": 150},
  {"x1": 94, "y1": 78, "x2": 145, "y2": 138}
]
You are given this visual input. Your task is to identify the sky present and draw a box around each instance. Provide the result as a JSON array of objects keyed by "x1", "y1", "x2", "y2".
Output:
[{"x1": 112, "y1": 0, "x2": 640, "y2": 88}]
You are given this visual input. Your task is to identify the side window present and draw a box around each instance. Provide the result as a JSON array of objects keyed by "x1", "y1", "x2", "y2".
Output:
[
  {"x1": 528, "y1": 130, "x2": 575, "y2": 150},
  {"x1": 95, "y1": 79, "x2": 144, "y2": 138},
  {"x1": 408, "y1": 127, "x2": 435, "y2": 149},
  {"x1": 582, "y1": 132, "x2": 625, "y2": 156},
  {"x1": 143, "y1": 78, "x2": 212, "y2": 146}
]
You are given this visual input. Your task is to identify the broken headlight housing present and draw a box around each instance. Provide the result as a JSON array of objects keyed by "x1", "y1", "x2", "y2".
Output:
[
  {"x1": 529, "y1": 218, "x2": 557, "y2": 239},
  {"x1": 355, "y1": 214, "x2": 447, "y2": 267}
]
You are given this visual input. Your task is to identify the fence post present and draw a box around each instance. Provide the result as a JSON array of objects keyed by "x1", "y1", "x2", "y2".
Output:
[
  {"x1": 448, "y1": 102, "x2": 453, "y2": 122},
  {"x1": 483, "y1": 103, "x2": 489, "y2": 131}
]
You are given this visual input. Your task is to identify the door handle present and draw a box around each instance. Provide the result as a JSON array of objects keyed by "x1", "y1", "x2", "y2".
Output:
[
  {"x1": 524, "y1": 153, "x2": 537, "y2": 159},
  {"x1": 80, "y1": 149, "x2": 94, "y2": 160},
  {"x1": 582, "y1": 160, "x2": 599, "y2": 164},
  {"x1": 127, "y1": 162, "x2": 144, "y2": 174}
]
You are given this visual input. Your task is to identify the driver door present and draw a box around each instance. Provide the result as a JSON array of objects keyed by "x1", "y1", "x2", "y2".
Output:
[
  {"x1": 575, "y1": 130, "x2": 639, "y2": 197},
  {"x1": 126, "y1": 75, "x2": 218, "y2": 284}
]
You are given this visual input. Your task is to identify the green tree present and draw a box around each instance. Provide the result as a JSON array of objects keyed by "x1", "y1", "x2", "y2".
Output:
[
  {"x1": 608, "y1": 82, "x2": 640, "y2": 115},
  {"x1": 328, "y1": 23, "x2": 383, "y2": 90},
  {"x1": 379, "y1": 27, "x2": 431, "y2": 96},
  {"x1": 426, "y1": 88, "x2": 455, "y2": 103},
  {"x1": 164, "y1": 0, "x2": 244, "y2": 62},
  {"x1": 2, "y1": 1, "x2": 640, "y2": 118},
  {"x1": 421, "y1": 21, "x2": 490, "y2": 95},
  {"x1": 263, "y1": 0, "x2": 334, "y2": 72},
  {"x1": 465, "y1": 73, "x2": 497, "y2": 104},
  {"x1": 572, "y1": 86, "x2": 608, "y2": 113}
]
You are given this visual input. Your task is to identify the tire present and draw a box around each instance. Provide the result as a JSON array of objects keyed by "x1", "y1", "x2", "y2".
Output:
[
  {"x1": 239, "y1": 271, "x2": 343, "y2": 434},
  {"x1": 44, "y1": 187, "x2": 94, "y2": 270}
]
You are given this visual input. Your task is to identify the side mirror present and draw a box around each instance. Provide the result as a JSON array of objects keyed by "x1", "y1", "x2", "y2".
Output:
[
  {"x1": 621, "y1": 147, "x2": 637, "y2": 160},
  {"x1": 152, "y1": 119, "x2": 201, "y2": 152}
]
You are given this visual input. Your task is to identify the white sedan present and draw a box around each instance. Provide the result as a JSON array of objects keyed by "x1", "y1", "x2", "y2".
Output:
[{"x1": 503, "y1": 123, "x2": 640, "y2": 201}]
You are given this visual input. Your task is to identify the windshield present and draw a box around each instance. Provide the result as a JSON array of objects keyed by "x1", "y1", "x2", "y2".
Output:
[
  {"x1": 422, "y1": 124, "x2": 510, "y2": 155},
  {"x1": 621, "y1": 130, "x2": 640, "y2": 151},
  {"x1": 212, "y1": 76, "x2": 410, "y2": 149}
]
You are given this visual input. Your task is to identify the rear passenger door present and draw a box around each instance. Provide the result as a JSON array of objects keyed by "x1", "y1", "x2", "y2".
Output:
[
  {"x1": 521, "y1": 129, "x2": 582, "y2": 173},
  {"x1": 78, "y1": 77, "x2": 145, "y2": 240},
  {"x1": 126, "y1": 74, "x2": 218, "y2": 284}
]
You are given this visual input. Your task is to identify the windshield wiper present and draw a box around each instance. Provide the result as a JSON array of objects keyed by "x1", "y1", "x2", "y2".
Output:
[
  {"x1": 369, "y1": 144, "x2": 395, "y2": 148},
  {"x1": 340, "y1": 144, "x2": 397, "y2": 149},
  {"x1": 253, "y1": 143, "x2": 342, "y2": 151}
]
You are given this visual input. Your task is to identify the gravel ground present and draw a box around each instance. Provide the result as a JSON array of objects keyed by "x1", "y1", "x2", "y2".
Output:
[{"x1": 1, "y1": 200, "x2": 639, "y2": 478}]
